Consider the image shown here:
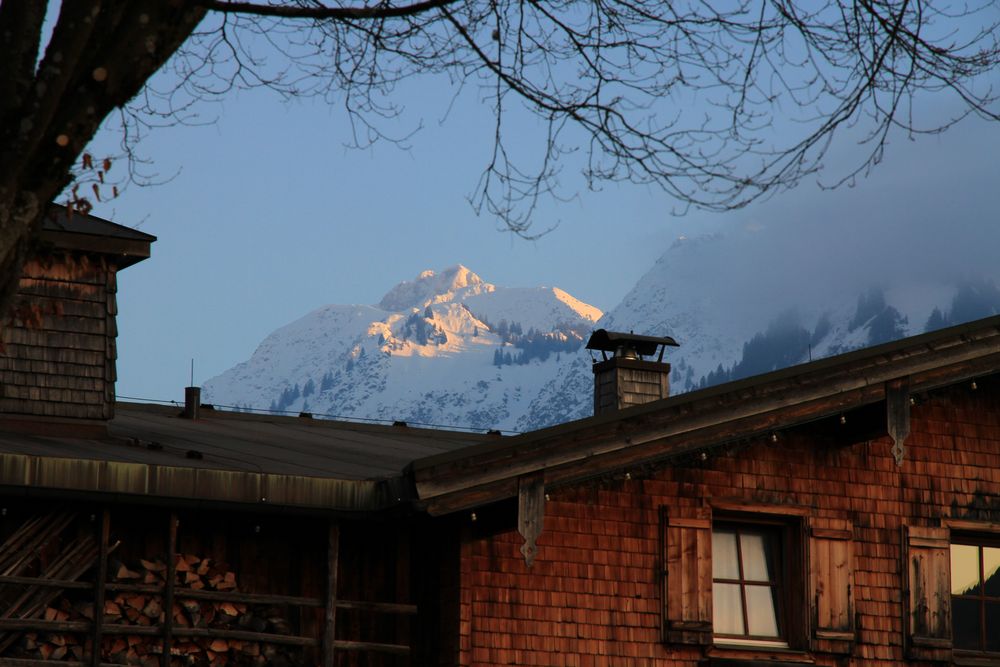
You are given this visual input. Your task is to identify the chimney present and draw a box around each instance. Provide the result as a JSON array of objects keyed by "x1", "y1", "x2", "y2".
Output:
[
  {"x1": 182, "y1": 386, "x2": 201, "y2": 420},
  {"x1": 0, "y1": 206, "x2": 154, "y2": 434},
  {"x1": 586, "y1": 329, "x2": 679, "y2": 416}
]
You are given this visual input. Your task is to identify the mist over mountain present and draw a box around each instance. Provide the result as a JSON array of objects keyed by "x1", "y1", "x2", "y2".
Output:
[{"x1": 205, "y1": 198, "x2": 1000, "y2": 433}]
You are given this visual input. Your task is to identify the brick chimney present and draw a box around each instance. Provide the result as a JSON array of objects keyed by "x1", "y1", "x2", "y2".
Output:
[
  {"x1": 0, "y1": 206, "x2": 154, "y2": 436},
  {"x1": 586, "y1": 329, "x2": 678, "y2": 416}
]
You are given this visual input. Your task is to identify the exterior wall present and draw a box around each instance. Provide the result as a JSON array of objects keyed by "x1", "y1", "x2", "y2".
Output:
[
  {"x1": 0, "y1": 253, "x2": 118, "y2": 420},
  {"x1": 454, "y1": 381, "x2": 1000, "y2": 666}
]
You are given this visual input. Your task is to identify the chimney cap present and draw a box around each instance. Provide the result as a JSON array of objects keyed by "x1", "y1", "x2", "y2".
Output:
[{"x1": 586, "y1": 329, "x2": 679, "y2": 358}]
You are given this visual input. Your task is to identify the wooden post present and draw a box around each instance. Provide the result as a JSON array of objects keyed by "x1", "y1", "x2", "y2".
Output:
[
  {"x1": 161, "y1": 513, "x2": 178, "y2": 667},
  {"x1": 323, "y1": 520, "x2": 340, "y2": 667},
  {"x1": 91, "y1": 509, "x2": 110, "y2": 667}
]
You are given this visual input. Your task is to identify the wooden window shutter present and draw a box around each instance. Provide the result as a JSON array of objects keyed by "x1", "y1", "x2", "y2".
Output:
[
  {"x1": 661, "y1": 505, "x2": 712, "y2": 645},
  {"x1": 905, "y1": 525, "x2": 952, "y2": 661},
  {"x1": 808, "y1": 518, "x2": 854, "y2": 652}
]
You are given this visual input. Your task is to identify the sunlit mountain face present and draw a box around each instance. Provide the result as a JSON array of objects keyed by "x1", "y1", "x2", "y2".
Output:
[
  {"x1": 203, "y1": 265, "x2": 602, "y2": 432},
  {"x1": 206, "y1": 222, "x2": 1000, "y2": 433}
]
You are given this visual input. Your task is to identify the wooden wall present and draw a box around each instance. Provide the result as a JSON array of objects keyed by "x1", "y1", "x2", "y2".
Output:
[
  {"x1": 0, "y1": 253, "x2": 117, "y2": 420},
  {"x1": 452, "y1": 379, "x2": 1000, "y2": 666},
  {"x1": 0, "y1": 499, "x2": 419, "y2": 666}
]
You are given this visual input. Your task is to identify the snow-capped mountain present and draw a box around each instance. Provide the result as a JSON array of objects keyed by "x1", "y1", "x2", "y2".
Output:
[
  {"x1": 519, "y1": 229, "x2": 1000, "y2": 429},
  {"x1": 202, "y1": 266, "x2": 602, "y2": 432},
  {"x1": 206, "y1": 228, "x2": 1000, "y2": 434}
]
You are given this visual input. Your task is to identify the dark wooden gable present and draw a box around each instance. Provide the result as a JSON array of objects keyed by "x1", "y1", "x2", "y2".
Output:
[{"x1": 0, "y1": 209, "x2": 153, "y2": 426}]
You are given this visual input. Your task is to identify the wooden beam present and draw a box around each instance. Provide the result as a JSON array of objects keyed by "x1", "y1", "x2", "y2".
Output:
[
  {"x1": 517, "y1": 473, "x2": 545, "y2": 567},
  {"x1": 161, "y1": 513, "x2": 178, "y2": 667},
  {"x1": 323, "y1": 520, "x2": 340, "y2": 667},
  {"x1": 0, "y1": 575, "x2": 91, "y2": 590},
  {"x1": 886, "y1": 377, "x2": 911, "y2": 466},
  {"x1": 90, "y1": 509, "x2": 110, "y2": 667}
]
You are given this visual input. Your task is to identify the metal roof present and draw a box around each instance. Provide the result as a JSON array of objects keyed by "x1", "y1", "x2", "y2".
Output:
[
  {"x1": 106, "y1": 403, "x2": 487, "y2": 478},
  {"x1": 0, "y1": 403, "x2": 492, "y2": 512},
  {"x1": 585, "y1": 329, "x2": 679, "y2": 356}
]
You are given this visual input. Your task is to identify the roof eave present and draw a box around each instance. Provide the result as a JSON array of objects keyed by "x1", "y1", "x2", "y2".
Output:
[
  {"x1": 411, "y1": 314, "x2": 1000, "y2": 516},
  {"x1": 0, "y1": 452, "x2": 399, "y2": 513}
]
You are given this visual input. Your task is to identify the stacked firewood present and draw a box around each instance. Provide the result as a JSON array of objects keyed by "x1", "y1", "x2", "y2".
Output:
[{"x1": 12, "y1": 554, "x2": 300, "y2": 666}]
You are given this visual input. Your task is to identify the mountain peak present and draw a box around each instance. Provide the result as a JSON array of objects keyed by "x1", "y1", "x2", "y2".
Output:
[{"x1": 377, "y1": 265, "x2": 489, "y2": 311}]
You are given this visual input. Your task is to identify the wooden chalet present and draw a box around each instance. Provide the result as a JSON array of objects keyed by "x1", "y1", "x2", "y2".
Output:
[{"x1": 1, "y1": 209, "x2": 1000, "y2": 666}]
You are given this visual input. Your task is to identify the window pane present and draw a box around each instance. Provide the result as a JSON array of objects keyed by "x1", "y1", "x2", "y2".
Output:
[
  {"x1": 983, "y1": 548, "x2": 1000, "y2": 598},
  {"x1": 740, "y1": 530, "x2": 776, "y2": 582},
  {"x1": 952, "y1": 544, "x2": 982, "y2": 596},
  {"x1": 986, "y1": 602, "x2": 1000, "y2": 652},
  {"x1": 713, "y1": 583, "x2": 745, "y2": 635},
  {"x1": 713, "y1": 529, "x2": 739, "y2": 579},
  {"x1": 745, "y1": 584, "x2": 781, "y2": 638},
  {"x1": 952, "y1": 597, "x2": 981, "y2": 650}
]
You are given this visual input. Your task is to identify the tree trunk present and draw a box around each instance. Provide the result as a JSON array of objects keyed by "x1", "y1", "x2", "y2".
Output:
[{"x1": 0, "y1": 0, "x2": 207, "y2": 321}]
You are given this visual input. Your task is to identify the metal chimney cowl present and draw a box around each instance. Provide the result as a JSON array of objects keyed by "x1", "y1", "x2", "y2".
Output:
[{"x1": 585, "y1": 329, "x2": 679, "y2": 416}]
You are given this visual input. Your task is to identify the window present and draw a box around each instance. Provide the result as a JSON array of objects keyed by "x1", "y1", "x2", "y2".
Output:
[
  {"x1": 712, "y1": 524, "x2": 784, "y2": 643},
  {"x1": 662, "y1": 506, "x2": 848, "y2": 652},
  {"x1": 951, "y1": 539, "x2": 1000, "y2": 653},
  {"x1": 712, "y1": 525, "x2": 783, "y2": 640}
]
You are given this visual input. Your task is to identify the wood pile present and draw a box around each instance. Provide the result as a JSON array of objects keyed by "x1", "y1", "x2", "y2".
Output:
[{"x1": 9, "y1": 553, "x2": 302, "y2": 666}]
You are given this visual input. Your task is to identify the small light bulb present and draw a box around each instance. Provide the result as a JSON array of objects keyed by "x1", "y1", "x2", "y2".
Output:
[
  {"x1": 471, "y1": 512, "x2": 478, "y2": 522},
  {"x1": 839, "y1": 415, "x2": 847, "y2": 425}
]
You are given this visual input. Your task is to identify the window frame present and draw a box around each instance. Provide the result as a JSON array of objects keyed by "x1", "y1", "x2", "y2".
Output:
[
  {"x1": 709, "y1": 512, "x2": 807, "y2": 651},
  {"x1": 711, "y1": 521, "x2": 787, "y2": 644},
  {"x1": 951, "y1": 533, "x2": 1000, "y2": 658}
]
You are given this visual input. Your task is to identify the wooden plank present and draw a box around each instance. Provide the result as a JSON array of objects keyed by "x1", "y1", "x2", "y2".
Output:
[
  {"x1": 172, "y1": 626, "x2": 318, "y2": 647},
  {"x1": 335, "y1": 600, "x2": 418, "y2": 615},
  {"x1": 323, "y1": 520, "x2": 340, "y2": 667},
  {"x1": 91, "y1": 509, "x2": 110, "y2": 667},
  {"x1": 0, "y1": 575, "x2": 91, "y2": 590},
  {"x1": 517, "y1": 472, "x2": 545, "y2": 566},
  {"x1": 161, "y1": 513, "x2": 178, "y2": 667},
  {"x1": 886, "y1": 377, "x2": 911, "y2": 465},
  {"x1": 332, "y1": 639, "x2": 410, "y2": 655}
]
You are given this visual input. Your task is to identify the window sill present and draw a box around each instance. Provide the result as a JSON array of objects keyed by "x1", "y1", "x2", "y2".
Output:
[
  {"x1": 954, "y1": 650, "x2": 1000, "y2": 666},
  {"x1": 704, "y1": 643, "x2": 816, "y2": 666}
]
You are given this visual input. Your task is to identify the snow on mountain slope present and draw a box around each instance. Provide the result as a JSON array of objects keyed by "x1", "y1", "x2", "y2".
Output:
[
  {"x1": 516, "y1": 230, "x2": 1000, "y2": 430},
  {"x1": 203, "y1": 266, "x2": 601, "y2": 432},
  {"x1": 206, "y1": 231, "x2": 1000, "y2": 435}
]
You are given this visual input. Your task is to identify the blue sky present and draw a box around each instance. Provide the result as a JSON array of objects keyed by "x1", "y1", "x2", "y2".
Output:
[{"x1": 73, "y1": 11, "x2": 1000, "y2": 404}]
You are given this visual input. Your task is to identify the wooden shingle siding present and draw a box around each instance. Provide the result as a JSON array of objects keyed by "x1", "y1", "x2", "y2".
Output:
[
  {"x1": 593, "y1": 360, "x2": 671, "y2": 415},
  {"x1": 1, "y1": 254, "x2": 117, "y2": 420},
  {"x1": 455, "y1": 381, "x2": 1000, "y2": 666}
]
